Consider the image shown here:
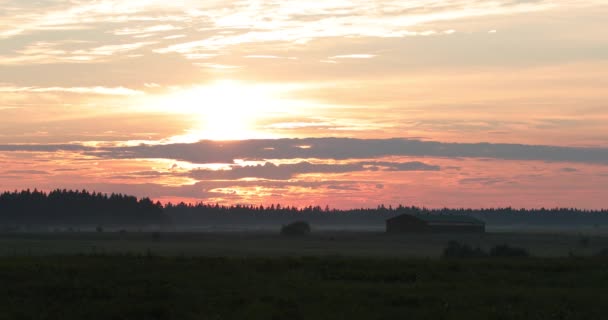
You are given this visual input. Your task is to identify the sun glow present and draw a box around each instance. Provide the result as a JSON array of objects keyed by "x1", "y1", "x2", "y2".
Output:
[{"x1": 146, "y1": 80, "x2": 291, "y2": 141}]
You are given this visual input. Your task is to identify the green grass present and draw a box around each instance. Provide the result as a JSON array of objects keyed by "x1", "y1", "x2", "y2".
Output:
[
  {"x1": 2, "y1": 231, "x2": 608, "y2": 257},
  {"x1": 1, "y1": 255, "x2": 608, "y2": 319}
]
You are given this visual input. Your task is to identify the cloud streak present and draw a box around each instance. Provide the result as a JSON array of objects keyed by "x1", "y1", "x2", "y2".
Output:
[
  {"x1": 0, "y1": 0, "x2": 564, "y2": 64},
  {"x1": 186, "y1": 160, "x2": 440, "y2": 180},
  {"x1": 1, "y1": 138, "x2": 607, "y2": 165},
  {"x1": 0, "y1": 86, "x2": 143, "y2": 96},
  {"x1": 90, "y1": 138, "x2": 608, "y2": 165},
  {"x1": 329, "y1": 54, "x2": 377, "y2": 59}
]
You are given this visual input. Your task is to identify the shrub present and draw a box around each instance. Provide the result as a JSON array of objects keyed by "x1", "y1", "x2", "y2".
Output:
[
  {"x1": 442, "y1": 240, "x2": 486, "y2": 258},
  {"x1": 489, "y1": 244, "x2": 529, "y2": 257},
  {"x1": 595, "y1": 248, "x2": 608, "y2": 257},
  {"x1": 579, "y1": 236, "x2": 590, "y2": 247},
  {"x1": 281, "y1": 221, "x2": 311, "y2": 236},
  {"x1": 151, "y1": 231, "x2": 161, "y2": 241}
]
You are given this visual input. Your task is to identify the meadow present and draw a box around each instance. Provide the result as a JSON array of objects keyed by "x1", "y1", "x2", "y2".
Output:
[
  {"x1": 2, "y1": 254, "x2": 608, "y2": 319},
  {"x1": 2, "y1": 231, "x2": 608, "y2": 319},
  {"x1": 1, "y1": 230, "x2": 608, "y2": 257}
]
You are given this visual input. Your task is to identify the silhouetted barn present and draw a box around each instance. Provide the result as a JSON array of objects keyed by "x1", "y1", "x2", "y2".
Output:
[{"x1": 386, "y1": 214, "x2": 485, "y2": 233}]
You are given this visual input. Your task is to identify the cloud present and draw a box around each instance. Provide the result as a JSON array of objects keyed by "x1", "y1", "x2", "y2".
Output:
[
  {"x1": 3, "y1": 170, "x2": 49, "y2": 175},
  {"x1": 0, "y1": 86, "x2": 143, "y2": 95},
  {"x1": 265, "y1": 121, "x2": 335, "y2": 130},
  {"x1": 194, "y1": 63, "x2": 241, "y2": 69},
  {"x1": 113, "y1": 24, "x2": 182, "y2": 36},
  {"x1": 0, "y1": 0, "x2": 558, "y2": 43},
  {"x1": 72, "y1": 41, "x2": 156, "y2": 56},
  {"x1": 327, "y1": 184, "x2": 361, "y2": 191},
  {"x1": 361, "y1": 161, "x2": 441, "y2": 171},
  {"x1": 0, "y1": 1, "x2": 188, "y2": 39},
  {"x1": 188, "y1": 162, "x2": 363, "y2": 180},
  {"x1": 83, "y1": 138, "x2": 608, "y2": 165},
  {"x1": 142, "y1": 0, "x2": 557, "y2": 57},
  {"x1": 186, "y1": 160, "x2": 440, "y2": 180},
  {"x1": 53, "y1": 168, "x2": 80, "y2": 172},
  {"x1": 124, "y1": 160, "x2": 439, "y2": 181},
  {"x1": 0, "y1": 144, "x2": 94, "y2": 152},
  {"x1": 244, "y1": 55, "x2": 281, "y2": 59},
  {"x1": 329, "y1": 54, "x2": 377, "y2": 59},
  {"x1": 2, "y1": 138, "x2": 607, "y2": 165},
  {"x1": 0, "y1": 39, "x2": 157, "y2": 65},
  {"x1": 459, "y1": 177, "x2": 510, "y2": 186},
  {"x1": 46, "y1": 178, "x2": 369, "y2": 202}
]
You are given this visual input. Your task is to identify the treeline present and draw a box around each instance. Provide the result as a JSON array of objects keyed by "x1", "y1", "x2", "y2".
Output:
[
  {"x1": 166, "y1": 202, "x2": 608, "y2": 226},
  {"x1": 1, "y1": 189, "x2": 608, "y2": 227},
  {"x1": 0, "y1": 189, "x2": 166, "y2": 227}
]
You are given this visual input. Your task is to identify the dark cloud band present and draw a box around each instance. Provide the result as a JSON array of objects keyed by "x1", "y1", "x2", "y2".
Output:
[{"x1": 1, "y1": 138, "x2": 607, "y2": 165}]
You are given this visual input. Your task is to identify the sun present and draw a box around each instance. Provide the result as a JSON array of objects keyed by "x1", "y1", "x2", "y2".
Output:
[{"x1": 146, "y1": 80, "x2": 286, "y2": 141}]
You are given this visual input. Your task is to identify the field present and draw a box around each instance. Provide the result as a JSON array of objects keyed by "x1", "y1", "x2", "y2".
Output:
[
  {"x1": 2, "y1": 255, "x2": 608, "y2": 319},
  {"x1": 2, "y1": 231, "x2": 608, "y2": 319},
  {"x1": 1, "y1": 230, "x2": 608, "y2": 257}
]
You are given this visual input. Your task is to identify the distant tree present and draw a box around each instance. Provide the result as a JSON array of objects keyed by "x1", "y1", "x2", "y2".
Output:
[
  {"x1": 281, "y1": 221, "x2": 311, "y2": 236},
  {"x1": 579, "y1": 236, "x2": 591, "y2": 248},
  {"x1": 151, "y1": 231, "x2": 161, "y2": 241},
  {"x1": 489, "y1": 244, "x2": 529, "y2": 257},
  {"x1": 442, "y1": 241, "x2": 487, "y2": 258},
  {"x1": 595, "y1": 248, "x2": 608, "y2": 257}
]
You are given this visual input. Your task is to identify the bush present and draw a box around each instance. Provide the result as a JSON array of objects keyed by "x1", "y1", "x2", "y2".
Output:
[
  {"x1": 579, "y1": 236, "x2": 590, "y2": 247},
  {"x1": 595, "y1": 248, "x2": 608, "y2": 257},
  {"x1": 281, "y1": 221, "x2": 311, "y2": 236},
  {"x1": 151, "y1": 231, "x2": 161, "y2": 241},
  {"x1": 489, "y1": 244, "x2": 529, "y2": 257},
  {"x1": 442, "y1": 241, "x2": 486, "y2": 258}
]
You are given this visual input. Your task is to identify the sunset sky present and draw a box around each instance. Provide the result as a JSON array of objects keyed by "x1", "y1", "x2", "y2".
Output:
[{"x1": 1, "y1": 0, "x2": 607, "y2": 209}]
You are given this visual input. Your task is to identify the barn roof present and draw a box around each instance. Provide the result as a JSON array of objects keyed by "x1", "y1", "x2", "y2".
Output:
[{"x1": 387, "y1": 214, "x2": 485, "y2": 225}]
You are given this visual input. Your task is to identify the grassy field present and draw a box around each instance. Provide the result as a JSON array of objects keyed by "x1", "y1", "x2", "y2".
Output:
[
  {"x1": 1, "y1": 231, "x2": 608, "y2": 257},
  {"x1": 1, "y1": 232, "x2": 608, "y2": 319},
  {"x1": 1, "y1": 255, "x2": 608, "y2": 319}
]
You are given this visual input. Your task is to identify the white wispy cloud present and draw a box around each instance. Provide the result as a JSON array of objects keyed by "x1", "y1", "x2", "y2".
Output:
[
  {"x1": 1, "y1": 1, "x2": 557, "y2": 52},
  {"x1": 148, "y1": 0, "x2": 558, "y2": 57},
  {"x1": 72, "y1": 42, "x2": 157, "y2": 56},
  {"x1": 113, "y1": 24, "x2": 183, "y2": 36},
  {"x1": 329, "y1": 54, "x2": 377, "y2": 59},
  {"x1": 163, "y1": 34, "x2": 187, "y2": 39},
  {"x1": 244, "y1": 55, "x2": 281, "y2": 59},
  {"x1": 0, "y1": 86, "x2": 143, "y2": 96},
  {"x1": 0, "y1": 0, "x2": 187, "y2": 38},
  {"x1": 194, "y1": 63, "x2": 241, "y2": 69},
  {"x1": 0, "y1": 40, "x2": 157, "y2": 65}
]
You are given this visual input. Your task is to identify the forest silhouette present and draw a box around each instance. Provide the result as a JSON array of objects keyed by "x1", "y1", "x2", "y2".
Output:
[
  {"x1": 1, "y1": 189, "x2": 607, "y2": 228},
  {"x1": 0, "y1": 189, "x2": 165, "y2": 226}
]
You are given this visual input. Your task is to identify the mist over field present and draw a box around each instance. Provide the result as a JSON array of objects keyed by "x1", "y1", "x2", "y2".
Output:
[{"x1": 2, "y1": 0, "x2": 608, "y2": 318}]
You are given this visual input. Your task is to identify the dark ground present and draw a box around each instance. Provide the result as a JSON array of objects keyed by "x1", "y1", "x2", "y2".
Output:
[
  {"x1": 1, "y1": 255, "x2": 608, "y2": 320},
  {"x1": 0, "y1": 230, "x2": 607, "y2": 257},
  {"x1": 1, "y1": 231, "x2": 608, "y2": 319}
]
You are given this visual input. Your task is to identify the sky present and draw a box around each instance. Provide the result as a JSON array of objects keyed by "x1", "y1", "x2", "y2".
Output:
[{"x1": 1, "y1": 0, "x2": 607, "y2": 209}]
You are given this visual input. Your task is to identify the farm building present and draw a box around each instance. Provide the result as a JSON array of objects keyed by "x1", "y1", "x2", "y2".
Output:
[{"x1": 386, "y1": 214, "x2": 485, "y2": 233}]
